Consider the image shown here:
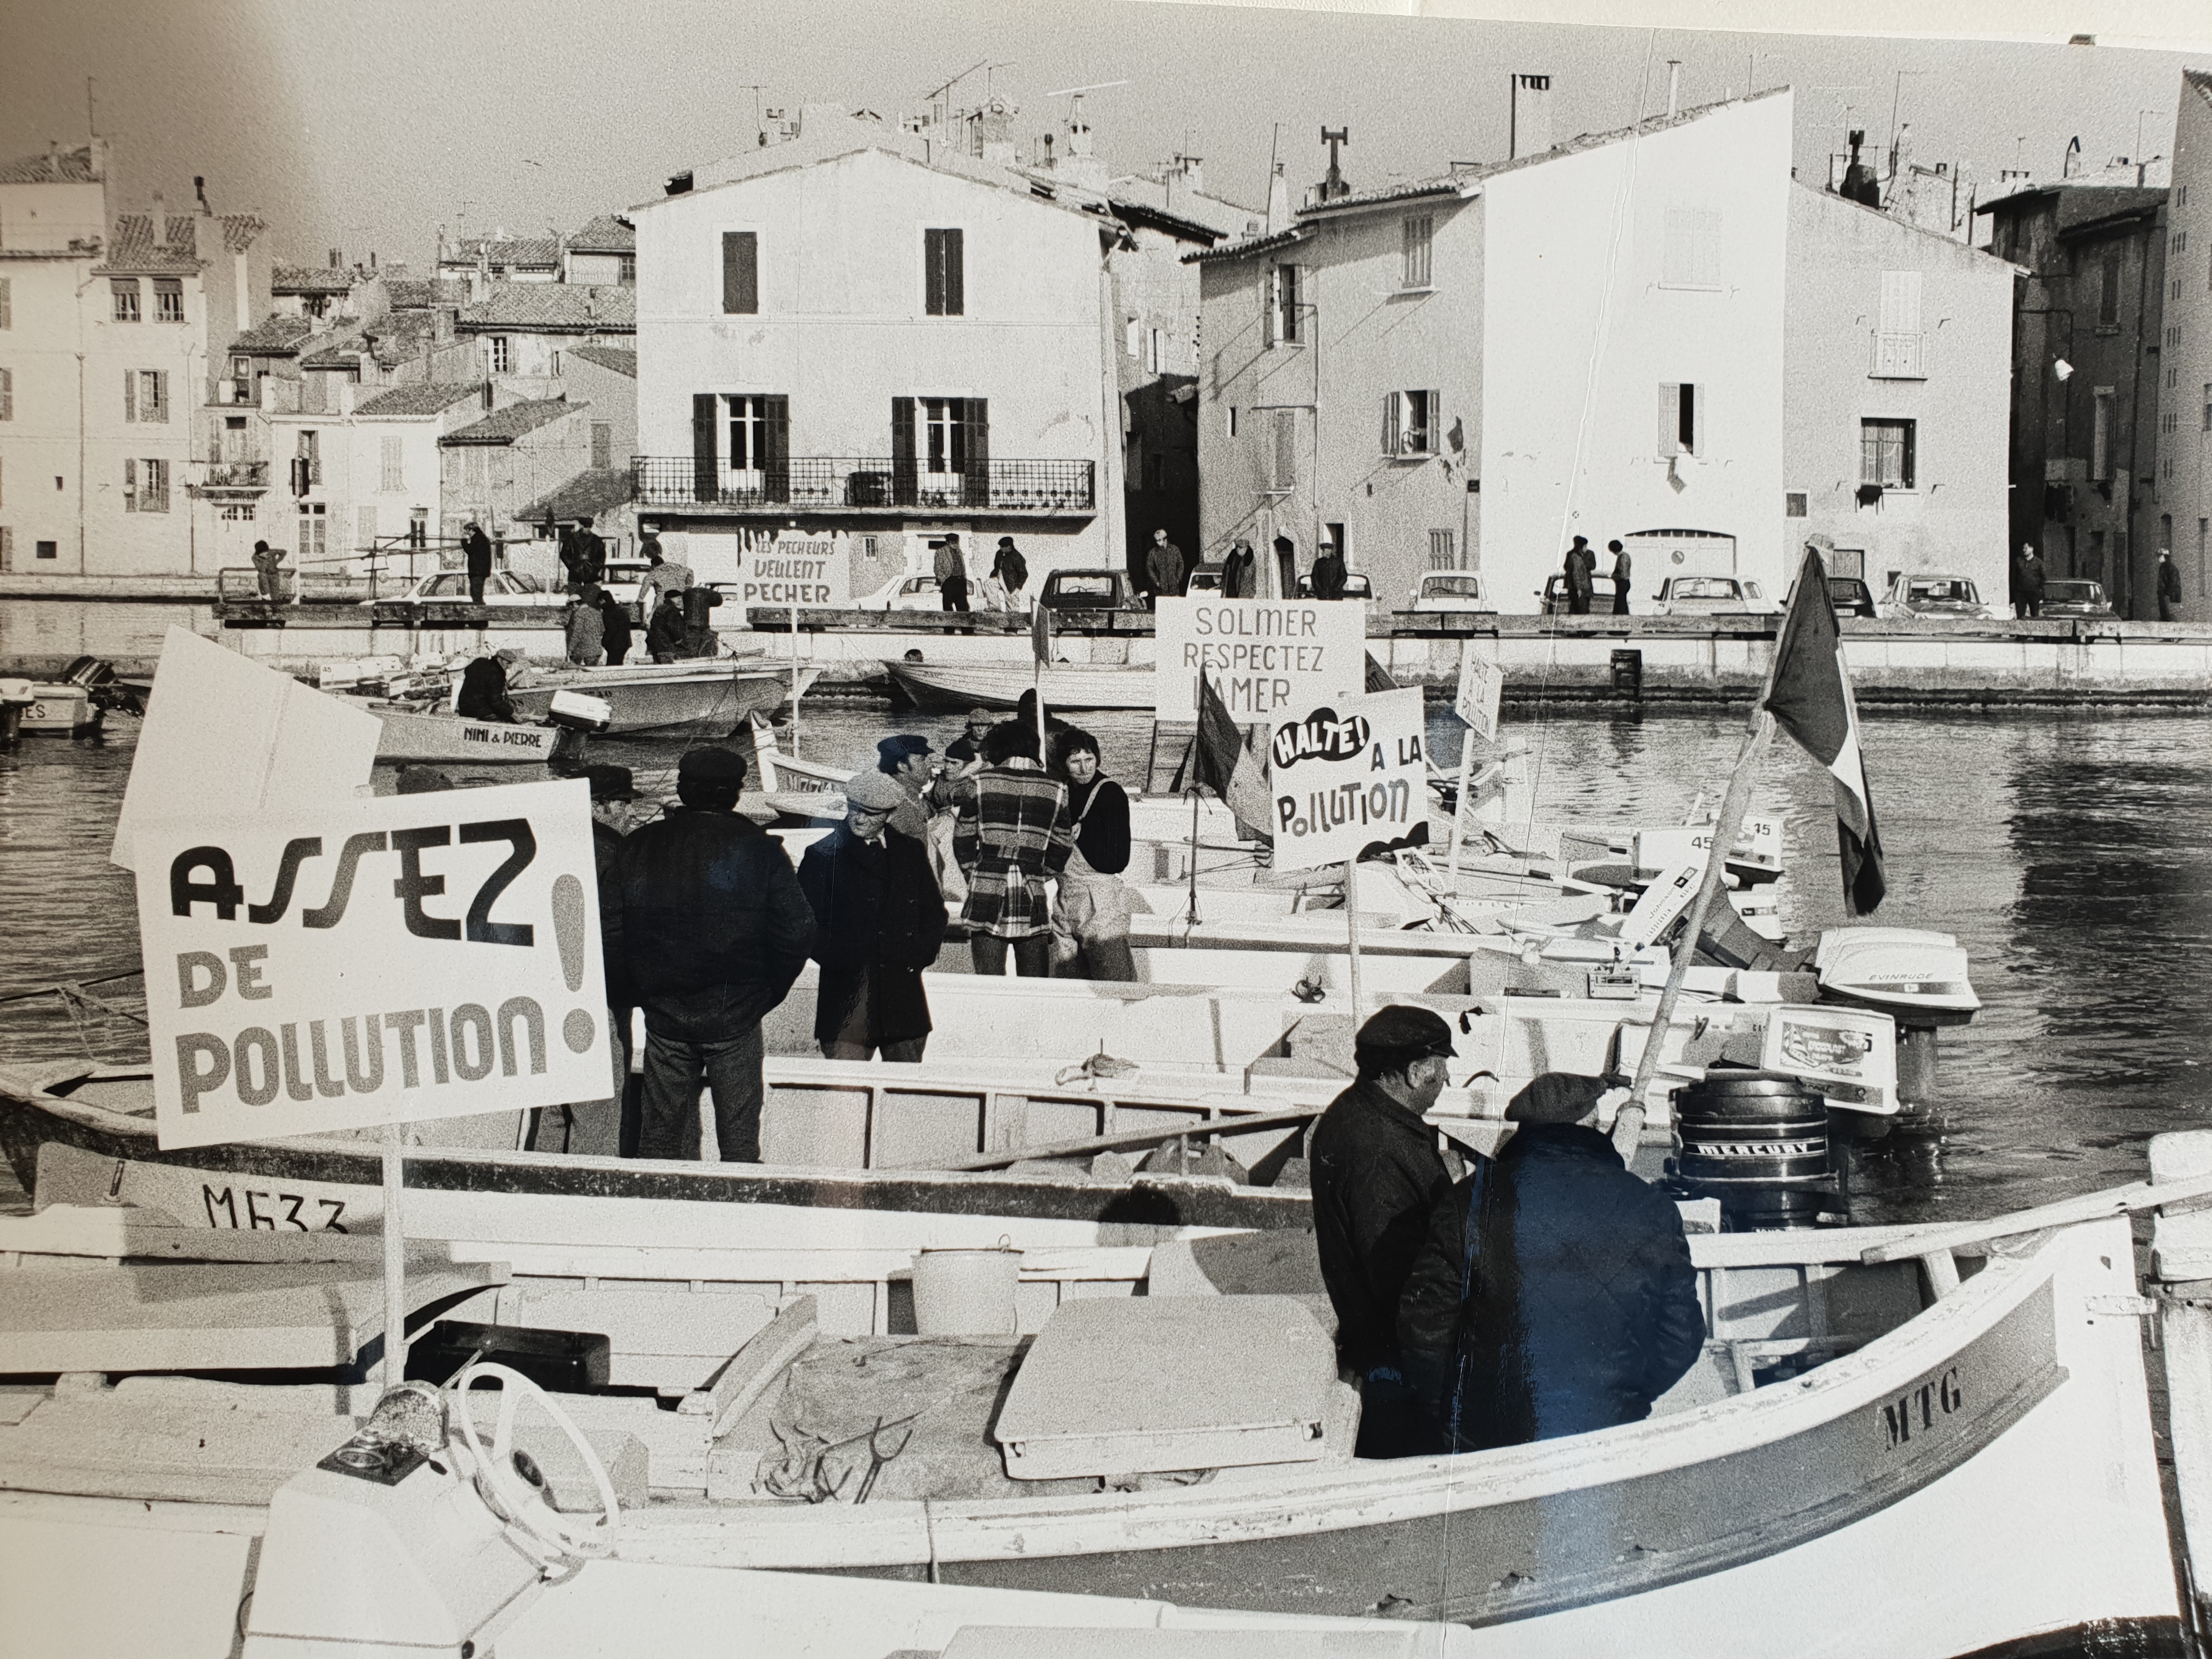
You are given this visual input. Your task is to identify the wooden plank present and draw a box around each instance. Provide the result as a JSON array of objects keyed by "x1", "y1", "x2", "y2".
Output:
[
  {"x1": 2160, "y1": 1300, "x2": 2212, "y2": 1628},
  {"x1": 702, "y1": 1294, "x2": 819, "y2": 1437},
  {"x1": 1859, "y1": 1170, "x2": 2212, "y2": 1265},
  {"x1": 0, "y1": 1205, "x2": 440, "y2": 1266},
  {"x1": 0, "y1": 1262, "x2": 506, "y2": 1374},
  {"x1": 930, "y1": 1107, "x2": 1321, "y2": 1173},
  {"x1": 1921, "y1": 1250, "x2": 1962, "y2": 1300}
]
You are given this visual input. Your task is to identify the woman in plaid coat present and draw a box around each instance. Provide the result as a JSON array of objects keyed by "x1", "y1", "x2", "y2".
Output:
[{"x1": 952, "y1": 720, "x2": 1075, "y2": 977}]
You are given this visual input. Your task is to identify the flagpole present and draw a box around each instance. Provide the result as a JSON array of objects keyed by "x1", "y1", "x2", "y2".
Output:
[
  {"x1": 1446, "y1": 732, "x2": 1475, "y2": 885},
  {"x1": 789, "y1": 604, "x2": 802, "y2": 760},
  {"x1": 381, "y1": 1119, "x2": 408, "y2": 1391},
  {"x1": 1344, "y1": 856, "x2": 1364, "y2": 1019}
]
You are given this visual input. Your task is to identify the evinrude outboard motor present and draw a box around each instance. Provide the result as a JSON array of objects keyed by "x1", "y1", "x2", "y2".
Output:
[{"x1": 1813, "y1": 928, "x2": 1980, "y2": 1130}]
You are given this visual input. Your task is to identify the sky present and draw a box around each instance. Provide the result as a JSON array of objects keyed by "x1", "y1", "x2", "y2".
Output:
[{"x1": 2, "y1": 0, "x2": 2207, "y2": 270}]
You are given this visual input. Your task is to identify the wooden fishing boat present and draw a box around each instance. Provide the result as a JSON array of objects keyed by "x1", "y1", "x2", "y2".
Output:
[
  {"x1": 0, "y1": 1182, "x2": 2185, "y2": 1658},
  {"x1": 885, "y1": 658, "x2": 1157, "y2": 712},
  {"x1": 498, "y1": 661, "x2": 812, "y2": 735},
  {"x1": 369, "y1": 706, "x2": 586, "y2": 766}
]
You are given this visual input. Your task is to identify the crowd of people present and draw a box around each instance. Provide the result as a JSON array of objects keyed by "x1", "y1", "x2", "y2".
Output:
[{"x1": 531, "y1": 702, "x2": 1142, "y2": 1164}]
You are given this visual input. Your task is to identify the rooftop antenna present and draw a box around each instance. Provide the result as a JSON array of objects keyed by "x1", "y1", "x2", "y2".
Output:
[
  {"x1": 925, "y1": 57, "x2": 993, "y2": 116},
  {"x1": 982, "y1": 60, "x2": 1017, "y2": 103},
  {"x1": 1320, "y1": 126, "x2": 1350, "y2": 199},
  {"x1": 86, "y1": 77, "x2": 97, "y2": 138},
  {"x1": 733, "y1": 84, "x2": 766, "y2": 146}
]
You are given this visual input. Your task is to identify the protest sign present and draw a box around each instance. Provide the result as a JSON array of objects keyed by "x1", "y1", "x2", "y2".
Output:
[
  {"x1": 737, "y1": 536, "x2": 851, "y2": 607},
  {"x1": 1154, "y1": 598, "x2": 1364, "y2": 723},
  {"x1": 1266, "y1": 686, "x2": 1430, "y2": 873},
  {"x1": 136, "y1": 776, "x2": 607, "y2": 1150},
  {"x1": 1453, "y1": 639, "x2": 1504, "y2": 743}
]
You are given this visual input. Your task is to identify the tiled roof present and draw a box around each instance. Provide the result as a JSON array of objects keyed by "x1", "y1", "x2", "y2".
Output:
[
  {"x1": 1106, "y1": 173, "x2": 1261, "y2": 239},
  {"x1": 442, "y1": 398, "x2": 584, "y2": 444},
  {"x1": 166, "y1": 217, "x2": 198, "y2": 255},
  {"x1": 1186, "y1": 224, "x2": 1311, "y2": 265},
  {"x1": 445, "y1": 236, "x2": 562, "y2": 268},
  {"x1": 566, "y1": 215, "x2": 635, "y2": 252},
  {"x1": 355, "y1": 381, "x2": 489, "y2": 417},
  {"x1": 455, "y1": 283, "x2": 634, "y2": 333},
  {"x1": 386, "y1": 276, "x2": 468, "y2": 309},
  {"x1": 567, "y1": 345, "x2": 637, "y2": 377},
  {"x1": 229, "y1": 314, "x2": 320, "y2": 354},
  {"x1": 273, "y1": 264, "x2": 357, "y2": 294},
  {"x1": 299, "y1": 328, "x2": 371, "y2": 370},
  {"x1": 0, "y1": 145, "x2": 97, "y2": 184},
  {"x1": 1107, "y1": 196, "x2": 1226, "y2": 246},
  {"x1": 518, "y1": 467, "x2": 636, "y2": 521},
  {"x1": 220, "y1": 215, "x2": 266, "y2": 255},
  {"x1": 93, "y1": 213, "x2": 202, "y2": 274}
]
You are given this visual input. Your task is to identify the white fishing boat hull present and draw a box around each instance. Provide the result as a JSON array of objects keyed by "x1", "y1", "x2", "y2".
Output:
[
  {"x1": 504, "y1": 663, "x2": 810, "y2": 735},
  {"x1": 885, "y1": 659, "x2": 1156, "y2": 711},
  {"x1": 370, "y1": 706, "x2": 582, "y2": 765}
]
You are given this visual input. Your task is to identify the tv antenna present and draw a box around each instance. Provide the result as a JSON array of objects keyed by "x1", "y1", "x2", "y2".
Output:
[{"x1": 1045, "y1": 79, "x2": 1131, "y2": 99}]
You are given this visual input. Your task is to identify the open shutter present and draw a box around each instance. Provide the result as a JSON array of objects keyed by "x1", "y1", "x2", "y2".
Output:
[
  {"x1": 1901, "y1": 419, "x2": 1916, "y2": 489},
  {"x1": 123, "y1": 371, "x2": 136, "y2": 424},
  {"x1": 0, "y1": 278, "x2": 11, "y2": 330},
  {"x1": 943, "y1": 229, "x2": 964, "y2": 317},
  {"x1": 761, "y1": 394, "x2": 790, "y2": 502},
  {"x1": 1426, "y1": 390, "x2": 1442, "y2": 454},
  {"x1": 1279, "y1": 265, "x2": 1299, "y2": 343},
  {"x1": 0, "y1": 367, "x2": 12, "y2": 421},
  {"x1": 1658, "y1": 383, "x2": 1680, "y2": 459},
  {"x1": 691, "y1": 392, "x2": 718, "y2": 502},
  {"x1": 891, "y1": 396, "x2": 917, "y2": 506},
  {"x1": 1272, "y1": 409, "x2": 1297, "y2": 489},
  {"x1": 962, "y1": 397, "x2": 989, "y2": 507},
  {"x1": 123, "y1": 458, "x2": 137, "y2": 512},
  {"x1": 1383, "y1": 392, "x2": 1401, "y2": 457},
  {"x1": 723, "y1": 232, "x2": 758, "y2": 315},
  {"x1": 1689, "y1": 383, "x2": 1705, "y2": 458}
]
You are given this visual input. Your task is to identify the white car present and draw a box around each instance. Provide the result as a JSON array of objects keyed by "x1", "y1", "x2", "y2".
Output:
[
  {"x1": 1410, "y1": 572, "x2": 1491, "y2": 612},
  {"x1": 860, "y1": 574, "x2": 946, "y2": 611},
  {"x1": 360, "y1": 570, "x2": 557, "y2": 608},
  {"x1": 1648, "y1": 575, "x2": 1780, "y2": 617},
  {"x1": 1877, "y1": 574, "x2": 2000, "y2": 622}
]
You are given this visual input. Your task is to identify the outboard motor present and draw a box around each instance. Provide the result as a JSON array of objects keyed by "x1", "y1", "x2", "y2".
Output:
[
  {"x1": 1667, "y1": 1070, "x2": 1834, "y2": 1231},
  {"x1": 1814, "y1": 928, "x2": 1980, "y2": 1131}
]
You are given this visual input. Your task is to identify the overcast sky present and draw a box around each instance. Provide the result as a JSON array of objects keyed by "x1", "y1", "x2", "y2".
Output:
[{"x1": 3, "y1": 0, "x2": 2206, "y2": 269}]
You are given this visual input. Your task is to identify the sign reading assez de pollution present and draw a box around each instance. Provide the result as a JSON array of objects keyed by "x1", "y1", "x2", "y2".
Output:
[
  {"x1": 738, "y1": 537, "x2": 851, "y2": 608},
  {"x1": 1154, "y1": 599, "x2": 1365, "y2": 723},
  {"x1": 1267, "y1": 686, "x2": 1431, "y2": 873},
  {"x1": 136, "y1": 777, "x2": 608, "y2": 1150}
]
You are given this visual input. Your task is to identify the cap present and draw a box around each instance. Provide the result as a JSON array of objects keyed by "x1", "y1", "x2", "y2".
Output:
[
  {"x1": 998, "y1": 536, "x2": 1017, "y2": 548},
  {"x1": 1504, "y1": 1073, "x2": 1613, "y2": 1126},
  {"x1": 583, "y1": 764, "x2": 636, "y2": 803},
  {"x1": 966, "y1": 707, "x2": 994, "y2": 725},
  {"x1": 677, "y1": 746, "x2": 747, "y2": 786},
  {"x1": 1352, "y1": 1005, "x2": 1456, "y2": 1069},
  {"x1": 843, "y1": 770, "x2": 911, "y2": 812},
  {"x1": 494, "y1": 647, "x2": 526, "y2": 665},
  {"x1": 878, "y1": 734, "x2": 933, "y2": 767},
  {"x1": 396, "y1": 766, "x2": 455, "y2": 796}
]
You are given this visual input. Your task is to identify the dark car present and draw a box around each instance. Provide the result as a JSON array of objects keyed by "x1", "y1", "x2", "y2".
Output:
[
  {"x1": 1827, "y1": 577, "x2": 1877, "y2": 618},
  {"x1": 1294, "y1": 571, "x2": 1374, "y2": 600},
  {"x1": 1038, "y1": 568, "x2": 1136, "y2": 611},
  {"x1": 2038, "y1": 579, "x2": 2117, "y2": 619},
  {"x1": 1537, "y1": 573, "x2": 1623, "y2": 614}
]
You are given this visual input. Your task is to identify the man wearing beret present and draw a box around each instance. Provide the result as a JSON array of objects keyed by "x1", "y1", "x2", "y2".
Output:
[
  {"x1": 1397, "y1": 1073, "x2": 1703, "y2": 1453},
  {"x1": 797, "y1": 769, "x2": 946, "y2": 1062},
  {"x1": 1310, "y1": 1004, "x2": 1462, "y2": 1459},
  {"x1": 612, "y1": 746, "x2": 814, "y2": 1161}
]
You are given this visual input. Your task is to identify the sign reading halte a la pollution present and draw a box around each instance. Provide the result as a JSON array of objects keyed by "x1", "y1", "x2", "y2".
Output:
[
  {"x1": 1267, "y1": 686, "x2": 1430, "y2": 873},
  {"x1": 136, "y1": 776, "x2": 608, "y2": 1149}
]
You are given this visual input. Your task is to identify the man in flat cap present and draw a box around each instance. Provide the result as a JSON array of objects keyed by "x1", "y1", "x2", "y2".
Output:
[
  {"x1": 611, "y1": 746, "x2": 814, "y2": 1161},
  {"x1": 874, "y1": 733, "x2": 937, "y2": 843},
  {"x1": 1397, "y1": 1073, "x2": 1703, "y2": 1454},
  {"x1": 1311, "y1": 1003, "x2": 1463, "y2": 1459},
  {"x1": 797, "y1": 768, "x2": 946, "y2": 1062}
]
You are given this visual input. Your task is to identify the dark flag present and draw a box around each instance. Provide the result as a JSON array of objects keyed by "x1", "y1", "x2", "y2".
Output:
[
  {"x1": 1364, "y1": 652, "x2": 1398, "y2": 693},
  {"x1": 1031, "y1": 599, "x2": 1052, "y2": 665},
  {"x1": 1193, "y1": 672, "x2": 1274, "y2": 837},
  {"x1": 1764, "y1": 547, "x2": 1886, "y2": 915}
]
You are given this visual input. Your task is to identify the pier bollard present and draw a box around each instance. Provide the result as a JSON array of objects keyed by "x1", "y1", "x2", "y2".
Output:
[{"x1": 1610, "y1": 648, "x2": 1644, "y2": 702}]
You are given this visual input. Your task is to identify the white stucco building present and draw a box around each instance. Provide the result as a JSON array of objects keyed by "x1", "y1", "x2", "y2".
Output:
[{"x1": 2161, "y1": 70, "x2": 2212, "y2": 607}]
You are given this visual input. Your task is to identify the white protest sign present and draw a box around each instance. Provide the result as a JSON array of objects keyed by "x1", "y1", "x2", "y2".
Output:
[
  {"x1": 113, "y1": 628, "x2": 383, "y2": 871},
  {"x1": 1154, "y1": 598, "x2": 1364, "y2": 723},
  {"x1": 1453, "y1": 639, "x2": 1504, "y2": 743},
  {"x1": 737, "y1": 536, "x2": 851, "y2": 608},
  {"x1": 136, "y1": 776, "x2": 607, "y2": 1149},
  {"x1": 1266, "y1": 686, "x2": 1430, "y2": 872}
]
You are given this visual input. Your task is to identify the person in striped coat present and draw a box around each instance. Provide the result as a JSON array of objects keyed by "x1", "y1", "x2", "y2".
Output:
[{"x1": 952, "y1": 720, "x2": 1075, "y2": 977}]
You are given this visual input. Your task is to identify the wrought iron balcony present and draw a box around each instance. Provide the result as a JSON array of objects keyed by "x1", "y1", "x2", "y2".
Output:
[
  {"x1": 189, "y1": 460, "x2": 272, "y2": 496},
  {"x1": 630, "y1": 456, "x2": 1096, "y2": 515}
]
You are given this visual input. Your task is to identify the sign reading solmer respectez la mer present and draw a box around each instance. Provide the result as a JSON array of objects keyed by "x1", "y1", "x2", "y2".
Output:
[
  {"x1": 1268, "y1": 686, "x2": 1430, "y2": 873},
  {"x1": 1154, "y1": 599, "x2": 1365, "y2": 723},
  {"x1": 136, "y1": 777, "x2": 607, "y2": 1150}
]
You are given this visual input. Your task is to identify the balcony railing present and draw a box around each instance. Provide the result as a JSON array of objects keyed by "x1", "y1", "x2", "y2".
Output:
[
  {"x1": 630, "y1": 456, "x2": 1096, "y2": 515},
  {"x1": 1870, "y1": 331, "x2": 1929, "y2": 379},
  {"x1": 188, "y1": 460, "x2": 271, "y2": 496}
]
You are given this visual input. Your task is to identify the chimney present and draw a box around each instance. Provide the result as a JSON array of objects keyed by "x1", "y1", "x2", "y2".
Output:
[
  {"x1": 2063, "y1": 136, "x2": 2082, "y2": 179},
  {"x1": 1041, "y1": 133, "x2": 1055, "y2": 168},
  {"x1": 194, "y1": 175, "x2": 211, "y2": 214},
  {"x1": 1510, "y1": 74, "x2": 1553, "y2": 159},
  {"x1": 329, "y1": 247, "x2": 342, "y2": 269},
  {"x1": 1265, "y1": 162, "x2": 1291, "y2": 234},
  {"x1": 1666, "y1": 62, "x2": 1681, "y2": 119}
]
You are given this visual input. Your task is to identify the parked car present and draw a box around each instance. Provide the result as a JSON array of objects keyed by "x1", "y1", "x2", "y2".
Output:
[
  {"x1": 1781, "y1": 575, "x2": 1879, "y2": 618},
  {"x1": 1536, "y1": 573, "x2": 1623, "y2": 614},
  {"x1": 860, "y1": 575, "x2": 947, "y2": 612},
  {"x1": 1294, "y1": 571, "x2": 1374, "y2": 601},
  {"x1": 1186, "y1": 563, "x2": 1226, "y2": 596},
  {"x1": 361, "y1": 570, "x2": 555, "y2": 608},
  {"x1": 1877, "y1": 574, "x2": 1999, "y2": 621},
  {"x1": 1039, "y1": 568, "x2": 1137, "y2": 611},
  {"x1": 2036, "y1": 579, "x2": 2117, "y2": 619},
  {"x1": 1649, "y1": 575, "x2": 1779, "y2": 617},
  {"x1": 1410, "y1": 572, "x2": 1492, "y2": 612}
]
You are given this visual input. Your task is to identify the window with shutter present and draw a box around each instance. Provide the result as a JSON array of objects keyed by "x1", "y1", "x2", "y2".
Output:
[
  {"x1": 924, "y1": 229, "x2": 964, "y2": 315},
  {"x1": 890, "y1": 396, "x2": 918, "y2": 506},
  {"x1": 1402, "y1": 216, "x2": 1434, "y2": 289},
  {"x1": 760, "y1": 394, "x2": 791, "y2": 503},
  {"x1": 111, "y1": 280, "x2": 140, "y2": 323},
  {"x1": 124, "y1": 458, "x2": 137, "y2": 513},
  {"x1": 1873, "y1": 272, "x2": 1926, "y2": 376},
  {"x1": 1859, "y1": 419, "x2": 1915, "y2": 488},
  {"x1": 1657, "y1": 384, "x2": 1680, "y2": 458},
  {"x1": 1271, "y1": 409, "x2": 1297, "y2": 488},
  {"x1": 144, "y1": 459, "x2": 169, "y2": 513},
  {"x1": 0, "y1": 277, "x2": 11, "y2": 329},
  {"x1": 155, "y1": 279, "x2": 183, "y2": 323},
  {"x1": 722, "y1": 231, "x2": 758, "y2": 314},
  {"x1": 962, "y1": 397, "x2": 989, "y2": 507},
  {"x1": 0, "y1": 367, "x2": 11, "y2": 421},
  {"x1": 149, "y1": 371, "x2": 168, "y2": 423},
  {"x1": 1273, "y1": 264, "x2": 1300, "y2": 343},
  {"x1": 1383, "y1": 392, "x2": 1402, "y2": 456},
  {"x1": 591, "y1": 423, "x2": 612, "y2": 470},
  {"x1": 1679, "y1": 383, "x2": 1700, "y2": 455},
  {"x1": 692, "y1": 392, "x2": 718, "y2": 501},
  {"x1": 123, "y1": 371, "x2": 136, "y2": 423},
  {"x1": 381, "y1": 436, "x2": 404, "y2": 493}
]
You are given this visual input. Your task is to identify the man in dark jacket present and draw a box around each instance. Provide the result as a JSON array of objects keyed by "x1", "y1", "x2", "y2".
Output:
[
  {"x1": 1222, "y1": 540, "x2": 1257, "y2": 599},
  {"x1": 797, "y1": 769, "x2": 946, "y2": 1061},
  {"x1": 599, "y1": 587, "x2": 634, "y2": 666},
  {"x1": 991, "y1": 537, "x2": 1030, "y2": 608},
  {"x1": 1398, "y1": 1073, "x2": 1704, "y2": 1454},
  {"x1": 1145, "y1": 528, "x2": 1186, "y2": 606},
  {"x1": 1311, "y1": 1005, "x2": 1459, "y2": 1458},
  {"x1": 2159, "y1": 550, "x2": 2183, "y2": 622},
  {"x1": 456, "y1": 654, "x2": 518, "y2": 723},
  {"x1": 1310, "y1": 542, "x2": 1348, "y2": 601},
  {"x1": 461, "y1": 520, "x2": 495, "y2": 605},
  {"x1": 571, "y1": 515, "x2": 608, "y2": 588},
  {"x1": 2011, "y1": 543, "x2": 2045, "y2": 619},
  {"x1": 935, "y1": 534, "x2": 970, "y2": 612},
  {"x1": 613, "y1": 746, "x2": 814, "y2": 1161},
  {"x1": 1563, "y1": 537, "x2": 1595, "y2": 614},
  {"x1": 646, "y1": 588, "x2": 692, "y2": 662}
]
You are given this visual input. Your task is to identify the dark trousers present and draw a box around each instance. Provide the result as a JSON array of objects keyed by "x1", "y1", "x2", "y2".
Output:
[
  {"x1": 941, "y1": 576, "x2": 970, "y2": 612},
  {"x1": 467, "y1": 568, "x2": 489, "y2": 605},
  {"x1": 1356, "y1": 1372, "x2": 1438, "y2": 1460},
  {"x1": 1071, "y1": 934, "x2": 1138, "y2": 981},
  {"x1": 2016, "y1": 597, "x2": 2041, "y2": 619},
  {"x1": 639, "y1": 1019, "x2": 765, "y2": 1161},
  {"x1": 1567, "y1": 592, "x2": 1591, "y2": 615},
  {"x1": 822, "y1": 1037, "x2": 928, "y2": 1062},
  {"x1": 2162, "y1": 598, "x2": 2179, "y2": 622},
  {"x1": 1612, "y1": 589, "x2": 1630, "y2": 616},
  {"x1": 972, "y1": 934, "x2": 1052, "y2": 977}
]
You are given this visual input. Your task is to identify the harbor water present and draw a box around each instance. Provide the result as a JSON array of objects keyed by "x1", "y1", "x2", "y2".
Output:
[{"x1": 3, "y1": 692, "x2": 2206, "y2": 1229}]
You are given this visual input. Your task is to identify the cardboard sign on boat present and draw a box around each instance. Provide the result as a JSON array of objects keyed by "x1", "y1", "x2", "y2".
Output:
[{"x1": 134, "y1": 775, "x2": 609, "y2": 1149}]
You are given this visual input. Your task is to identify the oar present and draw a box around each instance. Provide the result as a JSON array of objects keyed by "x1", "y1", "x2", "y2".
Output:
[
  {"x1": 922, "y1": 1105, "x2": 1322, "y2": 1173},
  {"x1": 1858, "y1": 1169, "x2": 2212, "y2": 1266}
]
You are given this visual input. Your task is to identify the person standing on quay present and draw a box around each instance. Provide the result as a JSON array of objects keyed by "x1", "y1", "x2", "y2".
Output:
[
  {"x1": 1146, "y1": 527, "x2": 1186, "y2": 607},
  {"x1": 461, "y1": 519, "x2": 495, "y2": 606},
  {"x1": 1222, "y1": 539, "x2": 1257, "y2": 599},
  {"x1": 614, "y1": 746, "x2": 814, "y2": 1161},
  {"x1": 798, "y1": 770, "x2": 947, "y2": 1062},
  {"x1": 2011, "y1": 543, "x2": 2045, "y2": 620},
  {"x1": 637, "y1": 532, "x2": 692, "y2": 624},
  {"x1": 1310, "y1": 539, "x2": 1348, "y2": 601},
  {"x1": 571, "y1": 514, "x2": 608, "y2": 590},
  {"x1": 992, "y1": 537, "x2": 1030, "y2": 610},
  {"x1": 1563, "y1": 536, "x2": 1595, "y2": 615},
  {"x1": 2159, "y1": 549, "x2": 2183, "y2": 623},
  {"x1": 936, "y1": 533, "x2": 971, "y2": 612},
  {"x1": 1609, "y1": 539, "x2": 1632, "y2": 616},
  {"x1": 953, "y1": 721, "x2": 1074, "y2": 978}
]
